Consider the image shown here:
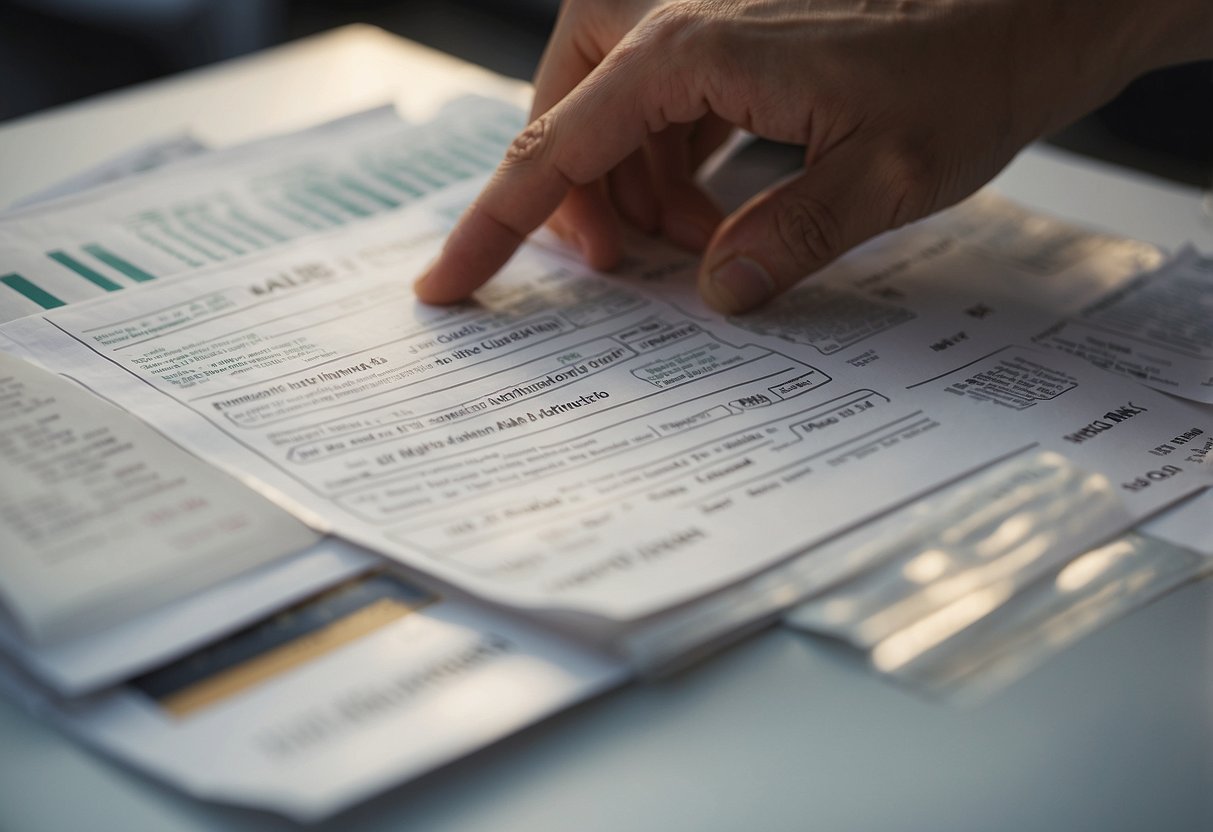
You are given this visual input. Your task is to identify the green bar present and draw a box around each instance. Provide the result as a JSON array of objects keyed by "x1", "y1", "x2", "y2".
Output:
[
  {"x1": 198, "y1": 206, "x2": 263, "y2": 250},
  {"x1": 131, "y1": 212, "x2": 214, "y2": 263},
  {"x1": 393, "y1": 161, "x2": 443, "y2": 189},
  {"x1": 229, "y1": 209, "x2": 289, "y2": 243},
  {"x1": 1, "y1": 273, "x2": 64, "y2": 309},
  {"x1": 446, "y1": 142, "x2": 493, "y2": 172},
  {"x1": 339, "y1": 175, "x2": 400, "y2": 209},
  {"x1": 149, "y1": 220, "x2": 221, "y2": 263},
  {"x1": 82, "y1": 244, "x2": 157, "y2": 282},
  {"x1": 420, "y1": 149, "x2": 468, "y2": 179},
  {"x1": 176, "y1": 208, "x2": 244, "y2": 256},
  {"x1": 477, "y1": 123, "x2": 520, "y2": 147},
  {"x1": 265, "y1": 199, "x2": 325, "y2": 230},
  {"x1": 361, "y1": 161, "x2": 423, "y2": 197},
  {"x1": 130, "y1": 222, "x2": 205, "y2": 268},
  {"x1": 451, "y1": 133, "x2": 496, "y2": 157},
  {"x1": 373, "y1": 169, "x2": 422, "y2": 197},
  {"x1": 47, "y1": 250, "x2": 122, "y2": 291},
  {"x1": 306, "y1": 183, "x2": 371, "y2": 218},
  {"x1": 284, "y1": 192, "x2": 344, "y2": 226}
]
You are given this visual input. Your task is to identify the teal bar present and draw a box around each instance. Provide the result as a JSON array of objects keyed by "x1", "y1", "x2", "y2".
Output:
[
  {"x1": 477, "y1": 123, "x2": 520, "y2": 147},
  {"x1": 339, "y1": 175, "x2": 400, "y2": 209},
  {"x1": 230, "y1": 209, "x2": 289, "y2": 243},
  {"x1": 197, "y1": 206, "x2": 263, "y2": 250},
  {"x1": 446, "y1": 142, "x2": 492, "y2": 172},
  {"x1": 265, "y1": 199, "x2": 325, "y2": 230},
  {"x1": 306, "y1": 183, "x2": 371, "y2": 218},
  {"x1": 393, "y1": 161, "x2": 443, "y2": 189},
  {"x1": 82, "y1": 244, "x2": 157, "y2": 282},
  {"x1": 373, "y1": 169, "x2": 422, "y2": 197},
  {"x1": 130, "y1": 222, "x2": 206, "y2": 268},
  {"x1": 47, "y1": 250, "x2": 122, "y2": 291},
  {"x1": 148, "y1": 220, "x2": 220, "y2": 263},
  {"x1": 1, "y1": 273, "x2": 64, "y2": 309},
  {"x1": 176, "y1": 209, "x2": 243, "y2": 256},
  {"x1": 284, "y1": 192, "x2": 344, "y2": 226},
  {"x1": 361, "y1": 161, "x2": 423, "y2": 197},
  {"x1": 132, "y1": 212, "x2": 215, "y2": 263},
  {"x1": 420, "y1": 149, "x2": 468, "y2": 179}
]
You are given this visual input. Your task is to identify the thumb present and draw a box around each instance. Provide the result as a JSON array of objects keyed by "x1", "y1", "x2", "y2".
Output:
[{"x1": 698, "y1": 143, "x2": 930, "y2": 314}]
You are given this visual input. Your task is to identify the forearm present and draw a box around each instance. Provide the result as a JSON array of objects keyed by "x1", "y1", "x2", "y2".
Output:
[
  {"x1": 1016, "y1": 0, "x2": 1211, "y2": 137},
  {"x1": 1139, "y1": 0, "x2": 1213, "y2": 68},
  {"x1": 1075, "y1": 0, "x2": 1212, "y2": 80}
]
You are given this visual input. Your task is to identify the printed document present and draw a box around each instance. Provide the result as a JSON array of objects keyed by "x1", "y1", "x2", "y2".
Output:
[
  {"x1": 0, "y1": 562, "x2": 623, "y2": 821},
  {"x1": 0, "y1": 99, "x2": 521, "y2": 321},
  {"x1": 0, "y1": 117, "x2": 378, "y2": 693},
  {"x1": 6, "y1": 133, "x2": 209, "y2": 211},
  {"x1": 1037, "y1": 247, "x2": 1213, "y2": 403},
  {"x1": 5, "y1": 190, "x2": 1210, "y2": 627},
  {"x1": 0, "y1": 536, "x2": 373, "y2": 696},
  {"x1": 0, "y1": 351, "x2": 319, "y2": 645}
]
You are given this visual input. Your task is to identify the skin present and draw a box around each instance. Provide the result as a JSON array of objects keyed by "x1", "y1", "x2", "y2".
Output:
[{"x1": 414, "y1": 0, "x2": 1213, "y2": 313}]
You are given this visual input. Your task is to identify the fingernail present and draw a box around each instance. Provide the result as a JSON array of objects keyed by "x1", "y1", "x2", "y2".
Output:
[
  {"x1": 706, "y1": 256, "x2": 775, "y2": 313},
  {"x1": 664, "y1": 215, "x2": 712, "y2": 251}
]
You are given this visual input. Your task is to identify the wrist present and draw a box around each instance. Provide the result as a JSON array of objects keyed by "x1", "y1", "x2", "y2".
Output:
[
  {"x1": 1015, "y1": 0, "x2": 1211, "y2": 137},
  {"x1": 1105, "y1": 0, "x2": 1213, "y2": 81}
]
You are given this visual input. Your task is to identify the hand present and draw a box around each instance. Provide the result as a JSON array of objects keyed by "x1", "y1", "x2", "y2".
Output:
[{"x1": 415, "y1": 0, "x2": 1212, "y2": 313}]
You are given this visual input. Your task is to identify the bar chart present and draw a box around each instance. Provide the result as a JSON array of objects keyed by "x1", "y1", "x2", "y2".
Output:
[{"x1": 0, "y1": 99, "x2": 524, "y2": 320}]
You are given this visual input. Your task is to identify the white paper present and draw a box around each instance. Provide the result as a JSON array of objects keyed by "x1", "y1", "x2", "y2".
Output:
[
  {"x1": 0, "y1": 569, "x2": 624, "y2": 821},
  {"x1": 1142, "y1": 497, "x2": 1213, "y2": 555},
  {"x1": 4, "y1": 189, "x2": 1210, "y2": 630},
  {"x1": 1133, "y1": 380, "x2": 1212, "y2": 559},
  {"x1": 862, "y1": 533, "x2": 1211, "y2": 702},
  {"x1": 643, "y1": 194, "x2": 1213, "y2": 618},
  {"x1": 785, "y1": 452, "x2": 1129, "y2": 651},
  {"x1": 775, "y1": 232, "x2": 1213, "y2": 680},
  {"x1": 7, "y1": 133, "x2": 210, "y2": 211},
  {"x1": 0, "y1": 127, "x2": 382, "y2": 693},
  {"x1": 0, "y1": 537, "x2": 374, "y2": 696},
  {"x1": 0, "y1": 332, "x2": 373, "y2": 694},
  {"x1": 0, "y1": 98, "x2": 523, "y2": 322},
  {"x1": 0, "y1": 351, "x2": 320, "y2": 645},
  {"x1": 1035, "y1": 247, "x2": 1213, "y2": 403},
  {"x1": 670, "y1": 192, "x2": 1166, "y2": 384},
  {"x1": 632, "y1": 449, "x2": 1127, "y2": 673}
]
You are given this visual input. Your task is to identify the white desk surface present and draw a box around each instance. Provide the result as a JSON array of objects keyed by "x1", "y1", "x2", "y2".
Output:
[{"x1": 0, "y1": 25, "x2": 1210, "y2": 832}]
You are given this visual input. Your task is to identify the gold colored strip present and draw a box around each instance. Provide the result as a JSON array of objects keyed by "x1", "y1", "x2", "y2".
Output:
[{"x1": 159, "y1": 597, "x2": 420, "y2": 718}]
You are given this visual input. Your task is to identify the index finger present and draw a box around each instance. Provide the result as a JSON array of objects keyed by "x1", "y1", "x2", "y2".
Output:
[{"x1": 414, "y1": 38, "x2": 704, "y2": 304}]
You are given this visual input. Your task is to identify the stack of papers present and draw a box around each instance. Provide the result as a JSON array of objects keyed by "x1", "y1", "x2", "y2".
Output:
[{"x1": 1, "y1": 84, "x2": 1211, "y2": 819}]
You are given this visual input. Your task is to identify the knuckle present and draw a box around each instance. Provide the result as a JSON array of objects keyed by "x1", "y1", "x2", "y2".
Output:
[
  {"x1": 644, "y1": 1, "x2": 696, "y2": 37},
  {"x1": 641, "y1": 0, "x2": 714, "y2": 54},
  {"x1": 774, "y1": 195, "x2": 845, "y2": 268},
  {"x1": 621, "y1": 1, "x2": 725, "y2": 128},
  {"x1": 504, "y1": 113, "x2": 554, "y2": 167}
]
